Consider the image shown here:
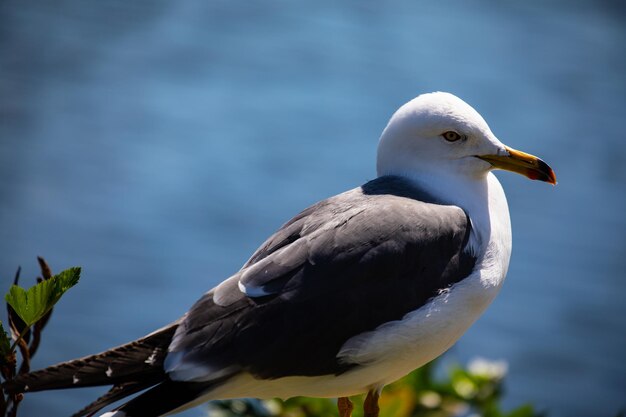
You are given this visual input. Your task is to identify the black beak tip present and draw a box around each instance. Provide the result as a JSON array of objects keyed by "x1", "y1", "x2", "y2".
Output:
[{"x1": 536, "y1": 158, "x2": 557, "y2": 185}]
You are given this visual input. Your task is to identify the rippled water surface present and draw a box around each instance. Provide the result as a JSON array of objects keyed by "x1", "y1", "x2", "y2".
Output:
[{"x1": 1, "y1": 1, "x2": 625, "y2": 416}]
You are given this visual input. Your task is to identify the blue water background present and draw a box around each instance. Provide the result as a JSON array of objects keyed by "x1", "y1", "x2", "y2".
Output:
[{"x1": 1, "y1": 1, "x2": 625, "y2": 416}]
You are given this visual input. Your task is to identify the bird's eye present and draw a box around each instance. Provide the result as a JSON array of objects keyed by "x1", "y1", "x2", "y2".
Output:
[{"x1": 442, "y1": 131, "x2": 463, "y2": 142}]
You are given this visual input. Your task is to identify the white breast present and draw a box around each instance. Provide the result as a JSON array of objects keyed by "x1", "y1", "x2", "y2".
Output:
[{"x1": 331, "y1": 172, "x2": 513, "y2": 391}]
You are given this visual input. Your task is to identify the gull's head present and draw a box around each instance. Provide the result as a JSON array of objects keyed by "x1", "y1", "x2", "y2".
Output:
[{"x1": 377, "y1": 92, "x2": 556, "y2": 185}]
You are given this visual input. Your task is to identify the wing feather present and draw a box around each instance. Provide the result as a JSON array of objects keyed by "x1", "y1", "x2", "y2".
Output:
[{"x1": 166, "y1": 176, "x2": 476, "y2": 382}]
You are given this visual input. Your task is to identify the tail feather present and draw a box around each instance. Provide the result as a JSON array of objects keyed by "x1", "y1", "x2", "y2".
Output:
[
  {"x1": 72, "y1": 379, "x2": 162, "y2": 417},
  {"x1": 3, "y1": 320, "x2": 180, "y2": 393},
  {"x1": 113, "y1": 379, "x2": 216, "y2": 417},
  {"x1": 0, "y1": 318, "x2": 222, "y2": 417}
]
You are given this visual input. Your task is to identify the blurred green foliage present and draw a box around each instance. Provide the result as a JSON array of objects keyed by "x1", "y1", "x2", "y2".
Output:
[{"x1": 207, "y1": 357, "x2": 544, "y2": 417}]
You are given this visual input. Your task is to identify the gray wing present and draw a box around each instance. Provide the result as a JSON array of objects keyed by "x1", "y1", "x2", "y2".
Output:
[{"x1": 165, "y1": 175, "x2": 476, "y2": 382}]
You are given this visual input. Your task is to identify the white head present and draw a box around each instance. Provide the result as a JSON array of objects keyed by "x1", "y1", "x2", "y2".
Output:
[{"x1": 377, "y1": 92, "x2": 556, "y2": 185}]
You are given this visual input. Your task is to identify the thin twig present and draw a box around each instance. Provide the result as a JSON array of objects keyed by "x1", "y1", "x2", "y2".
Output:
[
  {"x1": 7, "y1": 392, "x2": 22, "y2": 417},
  {"x1": 15, "y1": 339, "x2": 29, "y2": 376},
  {"x1": 6, "y1": 269, "x2": 30, "y2": 348},
  {"x1": 8, "y1": 327, "x2": 31, "y2": 355},
  {"x1": 36, "y1": 257, "x2": 52, "y2": 280},
  {"x1": 28, "y1": 258, "x2": 54, "y2": 358}
]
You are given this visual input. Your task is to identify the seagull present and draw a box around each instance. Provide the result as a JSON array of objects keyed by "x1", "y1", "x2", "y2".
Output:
[{"x1": 4, "y1": 92, "x2": 556, "y2": 417}]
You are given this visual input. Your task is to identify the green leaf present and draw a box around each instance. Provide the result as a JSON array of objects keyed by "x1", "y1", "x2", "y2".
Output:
[
  {"x1": 505, "y1": 404, "x2": 538, "y2": 417},
  {"x1": 0, "y1": 321, "x2": 11, "y2": 356},
  {"x1": 52, "y1": 267, "x2": 81, "y2": 294},
  {"x1": 5, "y1": 267, "x2": 81, "y2": 327}
]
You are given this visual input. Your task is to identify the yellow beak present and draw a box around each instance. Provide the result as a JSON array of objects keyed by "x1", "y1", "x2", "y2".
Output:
[{"x1": 478, "y1": 146, "x2": 557, "y2": 185}]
